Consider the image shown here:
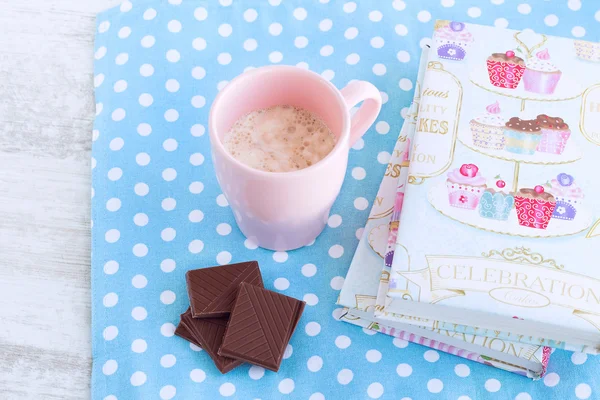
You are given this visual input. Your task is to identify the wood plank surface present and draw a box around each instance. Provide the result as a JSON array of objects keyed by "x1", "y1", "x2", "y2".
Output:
[{"x1": 0, "y1": 1, "x2": 119, "y2": 398}]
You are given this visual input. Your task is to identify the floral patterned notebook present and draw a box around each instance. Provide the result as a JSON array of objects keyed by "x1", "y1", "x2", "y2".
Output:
[{"x1": 380, "y1": 21, "x2": 600, "y2": 353}]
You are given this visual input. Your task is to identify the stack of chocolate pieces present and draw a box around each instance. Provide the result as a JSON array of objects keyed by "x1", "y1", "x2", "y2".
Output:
[{"x1": 175, "y1": 261, "x2": 305, "y2": 374}]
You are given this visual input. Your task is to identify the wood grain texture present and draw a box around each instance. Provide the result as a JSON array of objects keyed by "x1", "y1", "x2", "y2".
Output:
[{"x1": 0, "y1": 1, "x2": 119, "y2": 398}]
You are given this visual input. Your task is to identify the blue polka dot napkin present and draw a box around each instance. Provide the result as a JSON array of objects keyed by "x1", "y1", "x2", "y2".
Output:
[{"x1": 92, "y1": 1, "x2": 600, "y2": 399}]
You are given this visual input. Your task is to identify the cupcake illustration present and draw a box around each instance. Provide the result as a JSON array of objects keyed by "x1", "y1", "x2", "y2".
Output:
[
  {"x1": 479, "y1": 178, "x2": 514, "y2": 221},
  {"x1": 504, "y1": 117, "x2": 542, "y2": 155},
  {"x1": 446, "y1": 163, "x2": 487, "y2": 210},
  {"x1": 470, "y1": 101, "x2": 507, "y2": 150},
  {"x1": 535, "y1": 114, "x2": 571, "y2": 155},
  {"x1": 522, "y1": 49, "x2": 562, "y2": 94},
  {"x1": 434, "y1": 21, "x2": 473, "y2": 61},
  {"x1": 574, "y1": 40, "x2": 600, "y2": 63},
  {"x1": 549, "y1": 173, "x2": 584, "y2": 221},
  {"x1": 514, "y1": 185, "x2": 556, "y2": 230},
  {"x1": 487, "y1": 51, "x2": 526, "y2": 89}
]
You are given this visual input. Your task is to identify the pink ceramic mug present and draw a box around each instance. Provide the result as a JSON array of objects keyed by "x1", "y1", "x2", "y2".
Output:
[{"x1": 209, "y1": 65, "x2": 382, "y2": 251}]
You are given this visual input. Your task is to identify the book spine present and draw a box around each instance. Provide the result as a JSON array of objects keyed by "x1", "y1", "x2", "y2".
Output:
[
  {"x1": 435, "y1": 320, "x2": 597, "y2": 354},
  {"x1": 341, "y1": 311, "x2": 544, "y2": 379}
]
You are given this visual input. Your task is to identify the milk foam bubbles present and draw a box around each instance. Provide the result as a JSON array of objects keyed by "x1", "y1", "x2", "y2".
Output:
[{"x1": 223, "y1": 105, "x2": 336, "y2": 172}]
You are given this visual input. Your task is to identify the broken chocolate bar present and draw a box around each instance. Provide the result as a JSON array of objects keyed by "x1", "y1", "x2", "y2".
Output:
[{"x1": 218, "y1": 282, "x2": 305, "y2": 372}]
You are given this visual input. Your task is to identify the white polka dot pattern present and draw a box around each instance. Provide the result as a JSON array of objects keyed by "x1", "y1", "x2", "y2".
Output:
[{"x1": 92, "y1": 2, "x2": 599, "y2": 399}]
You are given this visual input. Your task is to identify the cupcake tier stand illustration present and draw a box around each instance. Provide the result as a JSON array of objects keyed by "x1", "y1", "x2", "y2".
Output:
[
  {"x1": 430, "y1": 118, "x2": 591, "y2": 237},
  {"x1": 428, "y1": 175, "x2": 592, "y2": 238},
  {"x1": 429, "y1": 31, "x2": 593, "y2": 239},
  {"x1": 470, "y1": 32, "x2": 584, "y2": 111},
  {"x1": 458, "y1": 112, "x2": 583, "y2": 193},
  {"x1": 432, "y1": 108, "x2": 592, "y2": 238}
]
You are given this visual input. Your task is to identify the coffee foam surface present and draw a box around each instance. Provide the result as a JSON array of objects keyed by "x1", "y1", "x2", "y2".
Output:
[{"x1": 223, "y1": 105, "x2": 336, "y2": 173}]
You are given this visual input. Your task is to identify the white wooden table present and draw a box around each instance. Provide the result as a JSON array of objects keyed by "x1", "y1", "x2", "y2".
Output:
[{"x1": 0, "y1": 1, "x2": 119, "y2": 398}]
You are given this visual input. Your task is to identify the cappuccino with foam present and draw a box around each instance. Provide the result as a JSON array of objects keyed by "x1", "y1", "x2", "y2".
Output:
[{"x1": 223, "y1": 105, "x2": 336, "y2": 173}]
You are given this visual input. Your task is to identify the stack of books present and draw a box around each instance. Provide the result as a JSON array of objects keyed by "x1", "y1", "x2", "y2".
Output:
[{"x1": 339, "y1": 21, "x2": 600, "y2": 378}]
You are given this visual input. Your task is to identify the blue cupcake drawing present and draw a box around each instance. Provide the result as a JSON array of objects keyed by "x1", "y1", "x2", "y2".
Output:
[{"x1": 479, "y1": 178, "x2": 514, "y2": 221}]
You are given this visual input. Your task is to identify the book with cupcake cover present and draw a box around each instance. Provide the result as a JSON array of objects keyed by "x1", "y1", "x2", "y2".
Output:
[
  {"x1": 378, "y1": 20, "x2": 600, "y2": 355},
  {"x1": 337, "y1": 48, "x2": 551, "y2": 378}
]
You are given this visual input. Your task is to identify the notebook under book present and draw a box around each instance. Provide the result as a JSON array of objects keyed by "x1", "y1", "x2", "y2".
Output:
[
  {"x1": 379, "y1": 20, "x2": 600, "y2": 354},
  {"x1": 337, "y1": 48, "x2": 550, "y2": 378}
]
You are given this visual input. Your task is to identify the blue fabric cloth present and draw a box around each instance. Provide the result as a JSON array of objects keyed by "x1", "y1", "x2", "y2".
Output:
[{"x1": 92, "y1": 1, "x2": 600, "y2": 399}]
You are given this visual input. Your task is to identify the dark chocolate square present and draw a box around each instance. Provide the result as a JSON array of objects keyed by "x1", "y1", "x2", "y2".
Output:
[
  {"x1": 186, "y1": 261, "x2": 263, "y2": 318},
  {"x1": 218, "y1": 282, "x2": 305, "y2": 372}
]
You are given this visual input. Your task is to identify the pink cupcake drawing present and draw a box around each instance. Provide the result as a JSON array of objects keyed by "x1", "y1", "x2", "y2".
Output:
[
  {"x1": 446, "y1": 163, "x2": 487, "y2": 210},
  {"x1": 535, "y1": 114, "x2": 571, "y2": 155},
  {"x1": 514, "y1": 185, "x2": 556, "y2": 230},
  {"x1": 522, "y1": 49, "x2": 562, "y2": 94},
  {"x1": 487, "y1": 51, "x2": 526, "y2": 89}
]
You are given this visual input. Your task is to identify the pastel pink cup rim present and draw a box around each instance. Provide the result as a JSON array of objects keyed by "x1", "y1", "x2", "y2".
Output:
[{"x1": 209, "y1": 65, "x2": 350, "y2": 178}]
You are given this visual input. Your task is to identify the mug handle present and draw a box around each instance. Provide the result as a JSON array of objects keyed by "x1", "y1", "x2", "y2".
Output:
[{"x1": 340, "y1": 81, "x2": 383, "y2": 147}]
